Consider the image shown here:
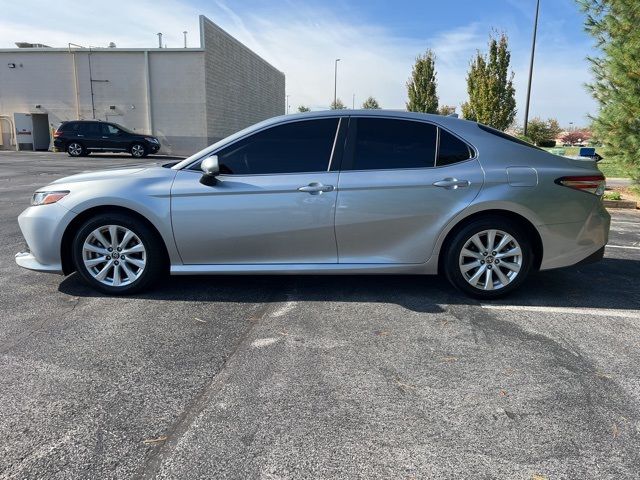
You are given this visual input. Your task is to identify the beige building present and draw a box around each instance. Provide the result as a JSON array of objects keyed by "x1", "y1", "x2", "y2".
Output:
[{"x1": 0, "y1": 16, "x2": 285, "y2": 156}]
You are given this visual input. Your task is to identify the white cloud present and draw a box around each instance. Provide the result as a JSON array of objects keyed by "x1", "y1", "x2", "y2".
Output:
[{"x1": 0, "y1": 0, "x2": 597, "y2": 125}]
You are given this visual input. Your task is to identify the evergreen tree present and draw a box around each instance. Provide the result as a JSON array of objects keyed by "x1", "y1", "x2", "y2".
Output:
[
  {"x1": 362, "y1": 96, "x2": 381, "y2": 109},
  {"x1": 461, "y1": 34, "x2": 516, "y2": 130},
  {"x1": 579, "y1": 0, "x2": 640, "y2": 181},
  {"x1": 406, "y1": 50, "x2": 439, "y2": 113}
]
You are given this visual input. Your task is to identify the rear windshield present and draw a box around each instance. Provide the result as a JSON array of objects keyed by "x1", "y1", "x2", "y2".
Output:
[{"x1": 477, "y1": 124, "x2": 544, "y2": 151}]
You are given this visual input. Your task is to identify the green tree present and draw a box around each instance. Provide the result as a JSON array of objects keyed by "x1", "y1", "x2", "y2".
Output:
[
  {"x1": 297, "y1": 105, "x2": 311, "y2": 113},
  {"x1": 362, "y1": 96, "x2": 381, "y2": 109},
  {"x1": 461, "y1": 34, "x2": 517, "y2": 130},
  {"x1": 579, "y1": 0, "x2": 640, "y2": 181},
  {"x1": 406, "y1": 50, "x2": 439, "y2": 113},
  {"x1": 330, "y1": 99, "x2": 347, "y2": 110},
  {"x1": 521, "y1": 117, "x2": 562, "y2": 146},
  {"x1": 438, "y1": 105, "x2": 457, "y2": 116}
]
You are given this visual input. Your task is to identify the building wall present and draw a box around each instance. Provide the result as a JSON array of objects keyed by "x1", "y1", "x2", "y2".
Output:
[
  {"x1": 0, "y1": 49, "x2": 207, "y2": 155},
  {"x1": 201, "y1": 16, "x2": 285, "y2": 144}
]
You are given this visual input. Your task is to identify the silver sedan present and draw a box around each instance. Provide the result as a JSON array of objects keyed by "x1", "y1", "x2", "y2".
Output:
[{"x1": 15, "y1": 111, "x2": 610, "y2": 298}]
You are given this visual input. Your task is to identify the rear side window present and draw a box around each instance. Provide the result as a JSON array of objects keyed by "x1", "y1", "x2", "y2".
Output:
[
  {"x1": 60, "y1": 122, "x2": 78, "y2": 132},
  {"x1": 77, "y1": 123, "x2": 101, "y2": 135},
  {"x1": 216, "y1": 118, "x2": 339, "y2": 175},
  {"x1": 347, "y1": 118, "x2": 437, "y2": 170},
  {"x1": 437, "y1": 129, "x2": 473, "y2": 166},
  {"x1": 478, "y1": 123, "x2": 543, "y2": 151}
]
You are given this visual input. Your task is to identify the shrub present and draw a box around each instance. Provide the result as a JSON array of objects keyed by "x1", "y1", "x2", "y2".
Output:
[{"x1": 538, "y1": 140, "x2": 556, "y2": 148}]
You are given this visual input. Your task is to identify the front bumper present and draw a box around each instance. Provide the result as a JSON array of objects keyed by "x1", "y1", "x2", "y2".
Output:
[
  {"x1": 15, "y1": 251, "x2": 62, "y2": 274},
  {"x1": 15, "y1": 202, "x2": 74, "y2": 275},
  {"x1": 148, "y1": 143, "x2": 160, "y2": 154}
]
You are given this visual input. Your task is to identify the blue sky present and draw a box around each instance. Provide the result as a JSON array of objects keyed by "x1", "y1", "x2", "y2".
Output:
[{"x1": 1, "y1": 0, "x2": 598, "y2": 126}]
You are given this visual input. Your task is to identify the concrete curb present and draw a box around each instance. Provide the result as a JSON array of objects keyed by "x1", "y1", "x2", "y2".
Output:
[{"x1": 604, "y1": 200, "x2": 638, "y2": 209}]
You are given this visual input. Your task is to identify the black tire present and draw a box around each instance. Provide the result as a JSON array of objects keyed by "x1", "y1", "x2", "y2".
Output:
[
  {"x1": 67, "y1": 142, "x2": 85, "y2": 157},
  {"x1": 443, "y1": 216, "x2": 534, "y2": 299},
  {"x1": 130, "y1": 143, "x2": 147, "y2": 158},
  {"x1": 71, "y1": 213, "x2": 166, "y2": 295}
]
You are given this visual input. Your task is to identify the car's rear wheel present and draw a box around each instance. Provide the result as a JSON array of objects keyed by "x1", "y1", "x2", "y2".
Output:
[
  {"x1": 67, "y1": 142, "x2": 84, "y2": 157},
  {"x1": 71, "y1": 213, "x2": 165, "y2": 294},
  {"x1": 444, "y1": 217, "x2": 533, "y2": 299},
  {"x1": 130, "y1": 143, "x2": 147, "y2": 158}
]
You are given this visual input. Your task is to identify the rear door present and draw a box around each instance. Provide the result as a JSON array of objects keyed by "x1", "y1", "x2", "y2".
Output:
[
  {"x1": 171, "y1": 117, "x2": 345, "y2": 265},
  {"x1": 77, "y1": 122, "x2": 102, "y2": 150},
  {"x1": 335, "y1": 117, "x2": 484, "y2": 264}
]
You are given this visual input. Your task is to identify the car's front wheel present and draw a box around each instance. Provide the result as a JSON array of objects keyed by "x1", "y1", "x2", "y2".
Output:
[
  {"x1": 67, "y1": 142, "x2": 84, "y2": 157},
  {"x1": 444, "y1": 217, "x2": 533, "y2": 299},
  {"x1": 130, "y1": 143, "x2": 147, "y2": 158},
  {"x1": 71, "y1": 213, "x2": 165, "y2": 294}
]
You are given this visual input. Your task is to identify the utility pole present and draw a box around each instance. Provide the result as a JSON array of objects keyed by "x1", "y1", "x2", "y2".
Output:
[
  {"x1": 352, "y1": 93, "x2": 355, "y2": 109},
  {"x1": 183, "y1": 31, "x2": 188, "y2": 48},
  {"x1": 333, "y1": 58, "x2": 340, "y2": 107},
  {"x1": 286, "y1": 95, "x2": 290, "y2": 114},
  {"x1": 523, "y1": 0, "x2": 540, "y2": 136}
]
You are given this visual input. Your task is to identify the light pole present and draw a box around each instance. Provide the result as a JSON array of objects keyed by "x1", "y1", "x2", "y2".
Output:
[
  {"x1": 523, "y1": 0, "x2": 540, "y2": 136},
  {"x1": 333, "y1": 59, "x2": 340, "y2": 108},
  {"x1": 286, "y1": 95, "x2": 290, "y2": 114}
]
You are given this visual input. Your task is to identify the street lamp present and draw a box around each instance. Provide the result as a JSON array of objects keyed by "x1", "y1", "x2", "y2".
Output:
[
  {"x1": 523, "y1": 0, "x2": 540, "y2": 137},
  {"x1": 333, "y1": 58, "x2": 340, "y2": 107}
]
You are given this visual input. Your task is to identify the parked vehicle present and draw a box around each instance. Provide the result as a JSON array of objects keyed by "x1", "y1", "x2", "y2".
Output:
[
  {"x1": 16, "y1": 111, "x2": 610, "y2": 298},
  {"x1": 53, "y1": 120, "x2": 160, "y2": 158}
]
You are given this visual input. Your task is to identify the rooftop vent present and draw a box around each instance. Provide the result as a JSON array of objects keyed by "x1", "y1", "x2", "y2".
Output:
[{"x1": 15, "y1": 42, "x2": 51, "y2": 48}]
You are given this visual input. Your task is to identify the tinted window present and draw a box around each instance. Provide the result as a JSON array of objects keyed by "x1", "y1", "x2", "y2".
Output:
[
  {"x1": 77, "y1": 122, "x2": 101, "y2": 135},
  {"x1": 478, "y1": 123, "x2": 543, "y2": 151},
  {"x1": 437, "y1": 129, "x2": 472, "y2": 166},
  {"x1": 216, "y1": 118, "x2": 339, "y2": 175},
  {"x1": 102, "y1": 124, "x2": 121, "y2": 135},
  {"x1": 60, "y1": 122, "x2": 78, "y2": 132},
  {"x1": 349, "y1": 118, "x2": 437, "y2": 170}
]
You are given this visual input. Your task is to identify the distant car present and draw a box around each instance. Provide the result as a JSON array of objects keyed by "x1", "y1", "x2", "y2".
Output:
[
  {"x1": 53, "y1": 120, "x2": 160, "y2": 158},
  {"x1": 17, "y1": 111, "x2": 610, "y2": 298}
]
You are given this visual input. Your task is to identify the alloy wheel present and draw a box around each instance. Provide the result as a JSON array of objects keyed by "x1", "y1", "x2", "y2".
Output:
[
  {"x1": 68, "y1": 143, "x2": 82, "y2": 156},
  {"x1": 131, "y1": 144, "x2": 145, "y2": 157},
  {"x1": 458, "y1": 229, "x2": 523, "y2": 291},
  {"x1": 81, "y1": 225, "x2": 146, "y2": 287}
]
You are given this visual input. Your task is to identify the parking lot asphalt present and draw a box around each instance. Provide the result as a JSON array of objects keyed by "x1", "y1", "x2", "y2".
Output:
[{"x1": 1, "y1": 151, "x2": 640, "y2": 479}]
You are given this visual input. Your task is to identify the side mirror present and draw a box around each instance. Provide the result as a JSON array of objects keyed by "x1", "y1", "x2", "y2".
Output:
[{"x1": 200, "y1": 155, "x2": 220, "y2": 186}]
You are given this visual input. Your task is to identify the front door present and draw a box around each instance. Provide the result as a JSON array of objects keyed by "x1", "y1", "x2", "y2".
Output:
[
  {"x1": 335, "y1": 117, "x2": 484, "y2": 264},
  {"x1": 100, "y1": 123, "x2": 128, "y2": 152},
  {"x1": 171, "y1": 117, "x2": 343, "y2": 265}
]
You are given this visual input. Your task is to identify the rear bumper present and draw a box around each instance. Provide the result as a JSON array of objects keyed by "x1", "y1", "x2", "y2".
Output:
[{"x1": 538, "y1": 200, "x2": 610, "y2": 270}]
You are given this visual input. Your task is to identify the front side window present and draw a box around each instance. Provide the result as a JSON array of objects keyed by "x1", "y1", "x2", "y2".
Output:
[
  {"x1": 103, "y1": 124, "x2": 120, "y2": 135},
  {"x1": 347, "y1": 118, "x2": 438, "y2": 170},
  {"x1": 437, "y1": 129, "x2": 473, "y2": 166},
  {"x1": 216, "y1": 118, "x2": 339, "y2": 175}
]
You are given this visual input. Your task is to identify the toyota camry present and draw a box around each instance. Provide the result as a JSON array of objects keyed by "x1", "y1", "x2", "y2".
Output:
[{"x1": 15, "y1": 111, "x2": 610, "y2": 298}]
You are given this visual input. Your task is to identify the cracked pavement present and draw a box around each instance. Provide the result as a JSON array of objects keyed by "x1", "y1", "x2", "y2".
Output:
[{"x1": 1, "y1": 152, "x2": 640, "y2": 479}]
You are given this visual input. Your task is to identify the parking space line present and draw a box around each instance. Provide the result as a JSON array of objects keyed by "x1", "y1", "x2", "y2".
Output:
[
  {"x1": 606, "y1": 245, "x2": 640, "y2": 250},
  {"x1": 481, "y1": 304, "x2": 640, "y2": 319}
]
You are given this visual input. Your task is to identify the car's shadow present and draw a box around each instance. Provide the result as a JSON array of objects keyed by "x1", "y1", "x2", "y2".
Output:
[{"x1": 58, "y1": 257, "x2": 640, "y2": 313}]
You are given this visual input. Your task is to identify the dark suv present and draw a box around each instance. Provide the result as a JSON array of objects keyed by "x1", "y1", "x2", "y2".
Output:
[{"x1": 53, "y1": 121, "x2": 160, "y2": 158}]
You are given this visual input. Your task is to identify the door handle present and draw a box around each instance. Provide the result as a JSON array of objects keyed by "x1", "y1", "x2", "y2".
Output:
[
  {"x1": 298, "y1": 182, "x2": 334, "y2": 194},
  {"x1": 102, "y1": 136, "x2": 109, "y2": 139},
  {"x1": 432, "y1": 178, "x2": 470, "y2": 189},
  {"x1": 77, "y1": 134, "x2": 84, "y2": 137}
]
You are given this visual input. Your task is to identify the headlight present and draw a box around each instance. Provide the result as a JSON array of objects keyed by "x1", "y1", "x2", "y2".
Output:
[
  {"x1": 145, "y1": 137, "x2": 159, "y2": 143},
  {"x1": 31, "y1": 190, "x2": 69, "y2": 206}
]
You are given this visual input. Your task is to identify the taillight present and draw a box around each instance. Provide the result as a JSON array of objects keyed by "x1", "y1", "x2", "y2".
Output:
[
  {"x1": 53, "y1": 130, "x2": 62, "y2": 137},
  {"x1": 555, "y1": 175, "x2": 606, "y2": 196}
]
